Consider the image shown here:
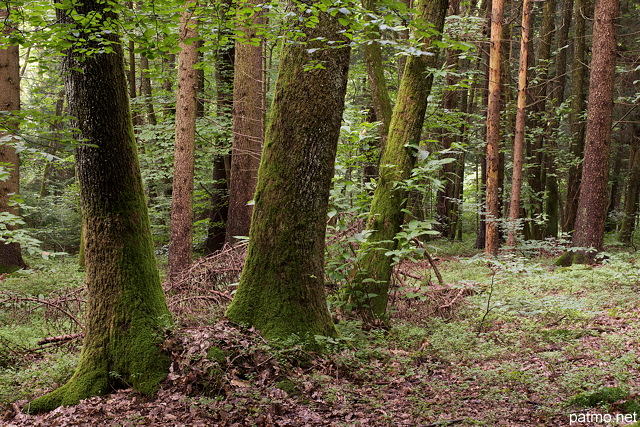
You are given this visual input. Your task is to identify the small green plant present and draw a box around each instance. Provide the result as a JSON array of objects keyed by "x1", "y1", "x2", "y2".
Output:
[{"x1": 568, "y1": 386, "x2": 629, "y2": 408}]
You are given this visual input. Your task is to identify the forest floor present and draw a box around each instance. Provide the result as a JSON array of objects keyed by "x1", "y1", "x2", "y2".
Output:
[{"x1": 2, "y1": 239, "x2": 640, "y2": 426}]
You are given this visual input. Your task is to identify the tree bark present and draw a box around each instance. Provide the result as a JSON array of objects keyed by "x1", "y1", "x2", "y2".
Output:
[
  {"x1": 226, "y1": 0, "x2": 264, "y2": 243},
  {"x1": 563, "y1": 0, "x2": 589, "y2": 233},
  {"x1": 563, "y1": 0, "x2": 620, "y2": 263},
  {"x1": 485, "y1": 0, "x2": 503, "y2": 256},
  {"x1": 506, "y1": 0, "x2": 531, "y2": 247},
  {"x1": 139, "y1": 55, "x2": 157, "y2": 126},
  {"x1": 347, "y1": 0, "x2": 449, "y2": 320},
  {"x1": 0, "y1": 7, "x2": 27, "y2": 272},
  {"x1": 619, "y1": 130, "x2": 640, "y2": 243},
  {"x1": 363, "y1": 0, "x2": 393, "y2": 148},
  {"x1": 226, "y1": 6, "x2": 350, "y2": 341},
  {"x1": 168, "y1": 4, "x2": 199, "y2": 279},
  {"x1": 205, "y1": 36, "x2": 234, "y2": 254},
  {"x1": 29, "y1": 0, "x2": 171, "y2": 412}
]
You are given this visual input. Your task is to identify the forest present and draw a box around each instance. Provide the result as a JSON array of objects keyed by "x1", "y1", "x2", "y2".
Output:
[{"x1": 1, "y1": 0, "x2": 640, "y2": 424}]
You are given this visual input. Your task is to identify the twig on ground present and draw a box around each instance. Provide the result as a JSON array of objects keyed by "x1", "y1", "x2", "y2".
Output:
[{"x1": 411, "y1": 238, "x2": 445, "y2": 287}]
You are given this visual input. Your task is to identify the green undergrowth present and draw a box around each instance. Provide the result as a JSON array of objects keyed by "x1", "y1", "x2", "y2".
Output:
[
  {"x1": 3, "y1": 240, "x2": 640, "y2": 425},
  {"x1": 0, "y1": 256, "x2": 84, "y2": 406}
]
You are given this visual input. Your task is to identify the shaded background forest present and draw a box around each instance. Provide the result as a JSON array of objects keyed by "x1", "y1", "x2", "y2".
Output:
[{"x1": 3, "y1": 0, "x2": 637, "y2": 265}]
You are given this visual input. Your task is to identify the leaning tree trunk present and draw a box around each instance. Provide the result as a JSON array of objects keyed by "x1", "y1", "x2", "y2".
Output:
[
  {"x1": 168, "y1": 3, "x2": 199, "y2": 279},
  {"x1": 225, "y1": 6, "x2": 350, "y2": 341},
  {"x1": 347, "y1": 0, "x2": 449, "y2": 321},
  {"x1": 29, "y1": 0, "x2": 171, "y2": 413},
  {"x1": 0, "y1": 8, "x2": 27, "y2": 273},
  {"x1": 362, "y1": 0, "x2": 393, "y2": 181},
  {"x1": 558, "y1": 0, "x2": 620, "y2": 265}
]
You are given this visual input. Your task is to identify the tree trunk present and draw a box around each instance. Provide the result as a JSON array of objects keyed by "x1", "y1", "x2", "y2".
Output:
[
  {"x1": 226, "y1": 7, "x2": 350, "y2": 341},
  {"x1": 347, "y1": 0, "x2": 449, "y2": 321},
  {"x1": 226, "y1": 0, "x2": 264, "y2": 243},
  {"x1": 205, "y1": 155, "x2": 229, "y2": 253},
  {"x1": 436, "y1": 0, "x2": 462, "y2": 239},
  {"x1": 485, "y1": 0, "x2": 504, "y2": 256},
  {"x1": 619, "y1": 131, "x2": 640, "y2": 243},
  {"x1": 506, "y1": 0, "x2": 532, "y2": 247},
  {"x1": 563, "y1": 0, "x2": 589, "y2": 233},
  {"x1": 139, "y1": 55, "x2": 157, "y2": 126},
  {"x1": 560, "y1": 0, "x2": 620, "y2": 264},
  {"x1": 29, "y1": 0, "x2": 171, "y2": 412},
  {"x1": 363, "y1": 0, "x2": 393, "y2": 148},
  {"x1": 168, "y1": 4, "x2": 199, "y2": 279},
  {"x1": 0, "y1": 8, "x2": 27, "y2": 273},
  {"x1": 205, "y1": 31, "x2": 234, "y2": 253}
]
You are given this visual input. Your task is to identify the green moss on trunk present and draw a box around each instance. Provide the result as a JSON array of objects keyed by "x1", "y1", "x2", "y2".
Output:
[
  {"x1": 28, "y1": 0, "x2": 171, "y2": 413},
  {"x1": 226, "y1": 7, "x2": 350, "y2": 343},
  {"x1": 347, "y1": 0, "x2": 449, "y2": 321}
]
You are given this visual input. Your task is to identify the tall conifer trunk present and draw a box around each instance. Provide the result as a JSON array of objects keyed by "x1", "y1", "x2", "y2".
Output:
[
  {"x1": 29, "y1": 0, "x2": 171, "y2": 412},
  {"x1": 485, "y1": 0, "x2": 503, "y2": 255},
  {"x1": 506, "y1": 0, "x2": 531, "y2": 247},
  {"x1": 168, "y1": 3, "x2": 199, "y2": 278},
  {"x1": 559, "y1": 0, "x2": 620, "y2": 264},
  {"x1": 227, "y1": 0, "x2": 265, "y2": 243},
  {"x1": 563, "y1": 0, "x2": 588, "y2": 233}
]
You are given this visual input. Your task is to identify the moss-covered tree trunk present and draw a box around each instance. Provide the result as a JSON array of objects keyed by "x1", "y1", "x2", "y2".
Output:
[
  {"x1": 227, "y1": 0, "x2": 265, "y2": 243},
  {"x1": 362, "y1": 0, "x2": 393, "y2": 160},
  {"x1": 558, "y1": 0, "x2": 619, "y2": 265},
  {"x1": 168, "y1": 4, "x2": 199, "y2": 278},
  {"x1": 0, "y1": 8, "x2": 27, "y2": 273},
  {"x1": 225, "y1": 6, "x2": 350, "y2": 341},
  {"x1": 347, "y1": 0, "x2": 449, "y2": 321},
  {"x1": 29, "y1": 0, "x2": 171, "y2": 412}
]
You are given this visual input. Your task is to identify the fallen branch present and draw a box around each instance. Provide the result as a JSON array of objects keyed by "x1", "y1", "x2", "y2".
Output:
[
  {"x1": 37, "y1": 333, "x2": 83, "y2": 346},
  {"x1": 411, "y1": 238, "x2": 445, "y2": 287}
]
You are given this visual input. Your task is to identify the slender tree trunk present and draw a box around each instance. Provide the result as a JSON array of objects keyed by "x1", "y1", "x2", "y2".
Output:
[
  {"x1": 139, "y1": 55, "x2": 157, "y2": 126},
  {"x1": 205, "y1": 31, "x2": 234, "y2": 253},
  {"x1": 40, "y1": 90, "x2": 65, "y2": 198},
  {"x1": 227, "y1": 0, "x2": 265, "y2": 243},
  {"x1": 0, "y1": 8, "x2": 26, "y2": 272},
  {"x1": 362, "y1": 0, "x2": 393, "y2": 181},
  {"x1": 205, "y1": 156, "x2": 229, "y2": 253},
  {"x1": 485, "y1": 0, "x2": 504, "y2": 256},
  {"x1": 559, "y1": 0, "x2": 620, "y2": 264},
  {"x1": 475, "y1": 2, "x2": 491, "y2": 250},
  {"x1": 226, "y1": 7, "x2": 350, "y2": 341},
  {"x1": 29, "y1": 0, "x2": 171, "y2": 412},
  {"x1": 619, "y1": 132, "x2": 640, "y2": 243},
  {"x1": 168, "y1": 4, "x2": 199, "y2": 279},
  {"x1": 436, "y1": 0, "x2": 462, "y2": 239},
  {"x1": 546, "y1": 0, "x2": 574, "y2": 238},
  {"x1": 506, "y1": 0, "x2": 531, "y2": 247},
  {"x1": 348, "y1": 0, "x2": 449, "y2": 321},
  {"x1": 563, "y1": 0, "x2": 589, "y2": 233}
]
